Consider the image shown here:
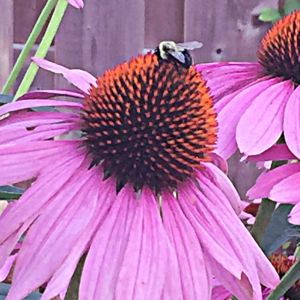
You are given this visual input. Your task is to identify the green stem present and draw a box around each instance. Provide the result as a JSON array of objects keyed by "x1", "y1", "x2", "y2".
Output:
[
  {"x1": 251, "y1": 160, "x2": 286, "y2": 245},
  {"x1": 251, "y1": 198, "x2": 276, "y2": 246},
  {"x1": 13, "y1": 0, "x2": 68, "y2": 100},
  {"x1": 1, "y1": 0, "x2": 57, "y2": 95}
]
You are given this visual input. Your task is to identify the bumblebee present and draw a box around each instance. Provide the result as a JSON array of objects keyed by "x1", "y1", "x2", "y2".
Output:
[{"x1": 155, "y1": 40, "x2": 203, "y2": 68}]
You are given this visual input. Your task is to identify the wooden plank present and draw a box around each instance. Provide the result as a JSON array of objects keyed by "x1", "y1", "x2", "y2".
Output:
[
  {"x1": 55, "y1": 0, "x2": 145, "y2": 89},
  {"x1": 184, "y1": 0, "x2": 278, "y2": 63},
  {"x1": 145, "y1": 0, "x2": 184, "y2": 48},
  {"x1": 184, "y1": 0, "x2": 278, "y2": 194},
  {"x1": 54, "y1": 6, "x2": 84, "y2": 89},
  {"x1": 14, "y1": 0, "x2": 48, "y2": 44},
  {"x1": 0, "y1": 0, "x2": 13, "y2": 91}
]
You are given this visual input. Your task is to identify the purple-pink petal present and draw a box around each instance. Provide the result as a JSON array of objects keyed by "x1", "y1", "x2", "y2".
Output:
[
  {"x1": 217, "y1": 78, "x2": 279, "y2": 159},
  {"x1": 0, "y1": 122, "x2": 79, "y2": 145},
  {"x1": 0, "y1": 111, "x2": 79, "y2": 145},
  {"x1": 80, "y1": 188, "x2": 168, "y2": 300},
  {"x1": 0, "y1": 254, "x2": 16, "y2": 281},
  {"x1": 289, "y1": 203, "x2": 300, "y2": 224},
  {"x1": 211, "y1": 284, "x2": 232, "y2": 300},
  {"x1": 41, "y1": 176, "x2": 115, "y2": 300},
  {"x1": 0, "y1": 99, "x2": 82, "y2": 117},
  {"x1": 248, "y1": 163, "x2": 300, "y2": 200},
  {"x1": 201, "y1": 162, "x2": 242, "y2": 214},
  {"x1": 236, "y1": 80, "x2": 293, "y2": 156},
  {"x1": 0, "y1": 143, "x2": 84, "y2": 243},
  {"x1": 196, "y1": 176, "x2": 278, "y2": 288},
  {"x1": 32, "y1": 58, "x2": 96, "y2": 94},
  {"x1": 246, "y1": 144, "x2": 296, "y2": 162},
  {"x1": 68, "y1": 0, "x2": 84, "y2": 8},
  {"x1": 197, "y1": 62, "x2": 261, "y2": 102},
  {"x1": 284, "y1": 85, "x2": 300, "y2": 159},
  {"x1": 270, "y1": 171, "x2": 300, "y2": 204},
  {"x1": 0, "y1": 111, "x2": 78, "y2": 128},
  {"x1": 7, "y1": 159, "x2": 99, "y2": 299},
  {"x1": 0, "y1": 141, "x2": 80, "y2": 186},
  {"x1": 162, "y1": 193, "x2": 211, "y2": 299},
  {"x1": 178, "y1": 171, "x2": 279, "y2": 298},
  {"x1": 18, "y1": 89, "x2": 84, "y2": 100}
]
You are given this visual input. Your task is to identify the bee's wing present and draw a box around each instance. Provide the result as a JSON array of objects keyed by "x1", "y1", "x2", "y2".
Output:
[
  {"x1": 176, "y1": 41, "x2": 203, "y2": 50},
  {"x1": 169, "y1": 51, "x2": 186, "y2": 64}
]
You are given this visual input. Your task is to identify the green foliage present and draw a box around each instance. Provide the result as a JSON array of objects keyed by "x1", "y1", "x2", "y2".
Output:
[
  {"x1": 0, "y1": 186, "x2": 24, "y2": 200},
  {"x1": 259, "y1": 8, "x2": 281, "y2": 23},
  {"x1": 267, "y1": 255, "x2": 300, "y2": 299},
  {"x1": 284, "y1": 0, "x2": 300, "y2": 15},
  {"x1": 259, "y1": 0, "x2": 300, "y2": 23},
  {"x1": 0, "y1": 283, "x2": 41, "y2": 299},
  {"x1": 0, "y1": 94, "x2": 13, "y2": 104},
  {"x1": 262, "y1": 204, "x2": 300, "y2": 255}
]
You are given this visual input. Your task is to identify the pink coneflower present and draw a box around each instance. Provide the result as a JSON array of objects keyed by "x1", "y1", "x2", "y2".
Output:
[
  {"x1": 197, "y1": 10, "x2": 300, "y2": 160},
  {"x1": 0, "y1": 50, "x2": 278, "y2": 299},
  {"x1": 247, "y1": 144, "x2": 300, "y2": 224},
  {"x1": 212, "y1": 251, "x2": 295, "y2": 300},
  {"x1": 68, "y1": 0, "x2": 84, "y2": 9}
]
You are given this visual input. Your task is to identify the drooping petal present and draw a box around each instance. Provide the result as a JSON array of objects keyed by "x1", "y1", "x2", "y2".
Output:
[
  {"x1": 18, "y1": 89, "x2": 84, "y2": 100},
  {"x1": 210, "y1": 153, "x2": 228, "y2": 173},
  {"x1": 245, "y1": 144, "x2": 296, "y2": 162},
  {"x1": 289, "y1": 203, "x2": 300, "y2": 224},
  {"x1": 6, "y1": 159, "x2": 100, "y2": 300},
  {"x1": 0, "y1": 111, "x2": 79, "y2": 128},
  {"x1": 195, "y1": 176, "x2": 279, "y2": 290},
  {"x1": 0, "y1": 254, "x2": 16, "y2": 281},
  {"x1": 210, "y1": 259, "x2": 255, "y2": 300},
  {"x1": 80, "y1": 188, "x2": 169, "y2": 300},
  {"x1": 177, "y1": 187, "x2": 244, "y2": 279},
  {"x1": 236, "y1": 80, "x2": 293, "y2": 155},
  {"x1": 284, "y1": 86, "x2": 300, "y2": 159},
  {"x1": 0, "y1": 141, "x2": 80, "y2": 186},
  {"x1": 211, "y1": 284, "x2": 232, "y2": 300},
  {"x1": 270, "y1": 171, "x2": 300, "y2": 204},
  {"x1": 41, "y1": 177, "x2": 116, "y2": 300},
  {"x1": 247, "y1": 163, "x2": 300, "y2": 199},
  {"x1": 0, "y1": 122, "x2": 79, "y2": 145},
  {"x1": 0, "y1": 99, "x2": 82, "y2": 118},
  {"x1": 32, "y1": 58, "x2": 96, "y2": 93},
  {"x1": 68, "y1": 0, "x2": 84, "y2": 9},
  {"x1": 178, "y1": 174, "x2": 279, "y2": 299},
  {"x1": 0, "y1": 143, "x2": 84, "y2": 243},
  {"x1": 162, "y1": 193, "x2": 212, "y2": 299},
  {"x1": 201, "y1": 162, "x2": 242, "y2": 214},
  {"x1": 197, "y1": 62, "x2": 261, "y2": 102},
  {"x1": 217, "y1": 78, "x2": 280, "y2": 159}
]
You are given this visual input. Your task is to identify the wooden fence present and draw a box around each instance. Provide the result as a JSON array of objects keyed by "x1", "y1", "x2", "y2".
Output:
[{"x1": 0, "y1": 0, "x2": 280, "y2": 196}]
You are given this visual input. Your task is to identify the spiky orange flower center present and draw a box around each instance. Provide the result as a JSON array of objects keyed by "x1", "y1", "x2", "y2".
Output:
[
  {"x1": 82, "y1": 53, "x2": 217, "y2": 193},
  {"x1": 258, "y1": 10, "x2": 300, "y2": 83},
  {"x1": 270, "y1": 253, "x2": 295, "y2": 277}
]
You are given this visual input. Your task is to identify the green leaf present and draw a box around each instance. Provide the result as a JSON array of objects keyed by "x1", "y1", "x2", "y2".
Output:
[
  {"x1": 0, "y1": 283, "x2": 41, "y2": 299},
  {"x1": 259, "y1": 8, "x2": 281, "y2": 22},
  {"x1": 0, "y1": 94, "x2": 13, "y2": 104},
  {"x1": 251, "y1": 198, "x2": 276, "y2": 246},
  {"x1": 65, "y1": 255, "x2": 86, "y2": 300},
  {"x1": 262, "y1": 204, "x2": 300, "y2": 255},
  {"x1": 284, "y1": 0, "x2": 300, "y2": 15},
  {"x1": 0, "y1": 186, "x2": 24, "y2": 200},
  {"x1": 267, "y1": 259, "x2": 300, "y2": 299}
]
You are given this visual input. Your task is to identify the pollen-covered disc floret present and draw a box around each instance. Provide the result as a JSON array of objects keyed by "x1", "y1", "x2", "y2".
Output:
[
  {"x1": 258, "y1": 10, "x2": 300, "y2": 83},
  {"x1": 82, "y1": 52, "x2": 217, "y2": 192}
]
